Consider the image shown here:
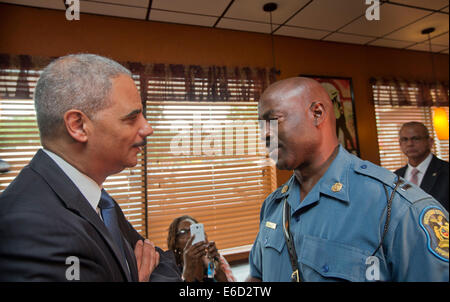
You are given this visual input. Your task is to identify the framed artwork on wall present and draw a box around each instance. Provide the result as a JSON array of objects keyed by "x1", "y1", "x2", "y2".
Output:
[{"x1": 300, "y1": 75, "x2": 360, "y2": 156}]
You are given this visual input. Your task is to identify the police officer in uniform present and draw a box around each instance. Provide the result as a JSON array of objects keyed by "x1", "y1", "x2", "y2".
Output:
[{"x1": 247, "y1": 77, "x2": 449, "y2": 282}]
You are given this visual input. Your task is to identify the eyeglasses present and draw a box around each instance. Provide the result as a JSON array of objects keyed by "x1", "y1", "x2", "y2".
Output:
[
  {"x1": 399, "y1": 136, "x2": 429, "y2": 143},
  {"x1": 176, "y1": 228, "x2": 191, "y2": 237}
]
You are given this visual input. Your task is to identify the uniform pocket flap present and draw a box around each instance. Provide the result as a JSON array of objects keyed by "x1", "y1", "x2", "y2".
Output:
[
  {"x1": 300, "y1": 235, "x2": 369, "y2": 282},
  {"x1": 261, "y1": 220, "x2": 285, "y2": 253}
]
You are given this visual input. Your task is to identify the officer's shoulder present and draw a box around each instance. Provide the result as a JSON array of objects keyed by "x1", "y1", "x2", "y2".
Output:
[
  {"x1": 264, "y1": 182, "x2": 285, "y2": 204},
  {"x1": 261, "y1": 176, "x2": 292, "y2": 209},
  {"x1": 352, "y1": 157, "x2": 430, "y2": 205}
]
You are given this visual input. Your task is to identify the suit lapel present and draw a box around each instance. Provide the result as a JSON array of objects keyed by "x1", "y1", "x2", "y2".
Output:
[
  {"x1": 122, "y1": 237, "x2": 139, "y2": 281},
  {"x1": 29, "y1": 150, "x2": 132, "y2": 281},
  {"x1": 420, "y1": 155, "x2": 441, "y2": 194},
  {"x1": 396, "y1": 165, "x2": 407, "y2": 177}
]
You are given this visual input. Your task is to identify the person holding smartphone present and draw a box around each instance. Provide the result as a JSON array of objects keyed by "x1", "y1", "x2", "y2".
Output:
[{"x1": 167, "y1": 215, "x2": 236, "y2": 282}]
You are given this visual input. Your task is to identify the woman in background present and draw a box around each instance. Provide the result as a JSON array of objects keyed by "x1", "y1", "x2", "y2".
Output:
[{"x1": 167, "y1": 215, "x2": 236, "y2": 282}]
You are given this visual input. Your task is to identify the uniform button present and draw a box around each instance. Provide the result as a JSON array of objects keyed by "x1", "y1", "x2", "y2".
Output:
[
  {"x1": 361, "y1": 164, "x2": 367, "y2": 169},
  {"x1": 295, "y1": 216, "x2": 300, "y2": 222},
  {"x1": 322, "y1": 265, "x2": 329, "y2": 273}
]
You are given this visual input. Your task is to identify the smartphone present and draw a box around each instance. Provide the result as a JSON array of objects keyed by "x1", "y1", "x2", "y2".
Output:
[{"x1": 190, "y1": 223, "x2": 205, "y2": 244}]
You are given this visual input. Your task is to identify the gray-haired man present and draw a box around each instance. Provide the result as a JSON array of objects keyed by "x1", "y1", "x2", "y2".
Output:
[{"x1": 0, "y1": 54, "x2": 158, "y2": 281}]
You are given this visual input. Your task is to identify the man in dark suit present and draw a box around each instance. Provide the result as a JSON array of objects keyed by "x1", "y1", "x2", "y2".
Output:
[
  {"x1": 0, "y1": 54, "x2": 160, "y2": 281},
  {"x1": 395, "y1": 121, "x2": 449, "y2": 211}
]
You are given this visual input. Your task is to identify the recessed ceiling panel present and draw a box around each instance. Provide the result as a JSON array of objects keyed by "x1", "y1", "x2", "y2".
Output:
[
  {"x1": 286, "y1": 0, "x2": 366, "y2": 31},
  {"x1": 80, "y1": 1, "x2": 147, "y2": 19},
  {"x1": 224, "y1": 0, "x2": 310, "y2": 24},
  {"x1": 97, "y1": 0, "x2": 149, "y2": 8},
  {"x1": 323, "y1": 32, "x2": 374, "y2": 45},
  {"x1": 275, "y1": 25, "x2": 329, "y2": 39},
  {"x1": 391, "y1": 0, "x2": 449, "y2": 10},
  {"x1": 0, "y1": 0, "x2": 65, "y2": 10},
  {"x1": 369, "y1": 38, "x2": 415, "y2": 49},
  {"x1": 385, "y1": 12, "x2": 449, "y2": 42},
  {"x1": 152, "y1": 0, "x2": 230, "y2": 16},
  {"x1": 1, "y1": 0, "x2": 448, "y2": 53},
  {"x1": 340, "y1": 3, "x2": 429, "y2": 37},
  {"x1": 431, "y1": 32, "x2": 449, "y2": 46},
  {"x1": 150, "y1": 10, "x2": 217, "y2": 27},
  {"x1": 216, "y1": 18, "x2": 273, "y2": 34}
]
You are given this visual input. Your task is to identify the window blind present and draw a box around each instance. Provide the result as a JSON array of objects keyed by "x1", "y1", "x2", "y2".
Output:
[
  {"x1": 0, "y1": 68, "x2": 41, "y2": 192},
  {"x1": 373, "y1": 82, "x2": 449, "y2": 172},
  {"x1": 145, "y1": 100, "x2": 276, "y2": 251}
]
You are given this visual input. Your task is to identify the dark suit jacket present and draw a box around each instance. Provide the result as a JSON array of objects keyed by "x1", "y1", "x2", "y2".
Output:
[
  {"x1": 0, "y1": 150, "x2": 142, "y2": 281},
  {"x1": 395, "y1": 154, "x2": 449, "y2": 211}
]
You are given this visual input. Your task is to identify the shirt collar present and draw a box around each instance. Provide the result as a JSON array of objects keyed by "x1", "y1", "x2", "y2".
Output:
[
  {"x1": 408, "y1": 152, "x2": 433, "y2": 174},
  {"x1": 43, "y1": 149, "x2": 102, "y2": 211},
  {"x1": 275, "y1": 145, "x2": 351, "y2": 213}
]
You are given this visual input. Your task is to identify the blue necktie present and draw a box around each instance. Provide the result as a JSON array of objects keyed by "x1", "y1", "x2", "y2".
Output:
[{"x1": 98, "y1": 189, "x2": 131, "y2": 280}]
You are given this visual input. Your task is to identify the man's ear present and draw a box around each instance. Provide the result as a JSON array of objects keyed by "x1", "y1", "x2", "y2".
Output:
[
  {"x1": 63, "y1": 110, "x2": 89, "y2": 143},
  {"x1": 309, "y1": 101, "x2": 326, "y2": 127}
]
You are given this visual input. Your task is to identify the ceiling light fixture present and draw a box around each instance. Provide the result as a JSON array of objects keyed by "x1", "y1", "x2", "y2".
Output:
[
  {"x1": 422, "y1": 27, "x2": 437, "y2": 84},
  {"x1": 263, "y1": 2, "x2": 281, "y2": 77}
]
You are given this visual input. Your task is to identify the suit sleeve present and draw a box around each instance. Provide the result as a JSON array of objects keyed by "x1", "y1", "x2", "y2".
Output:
[
  {"x1": 113, "y1": 199, "x2": 182, "y2": 282},
  {"x1": 0, "y1": 209, "x2": 111, "y2": 281},
  {"x1": 115, "y1": 203, "x2": 144, "y2": 247}
]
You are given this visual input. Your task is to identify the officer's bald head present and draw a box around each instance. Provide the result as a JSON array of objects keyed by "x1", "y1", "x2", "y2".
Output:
[
  {"x1": 259, "y1": 77, "x2": 336, "y2": 131},
  {"x1": 258, "y1": 77, "x2": 339, "y2": 171}
]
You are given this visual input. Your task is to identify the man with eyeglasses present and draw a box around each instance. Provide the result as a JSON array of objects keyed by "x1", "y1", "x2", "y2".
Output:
[{"x1": 395, "y1": 121, "x2": 449, "y2": 211}]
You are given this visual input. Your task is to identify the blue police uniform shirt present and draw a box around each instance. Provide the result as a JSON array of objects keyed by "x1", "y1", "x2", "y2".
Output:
[{"x1": 249, "y1": 145, "x2": 449, "y2": 281}]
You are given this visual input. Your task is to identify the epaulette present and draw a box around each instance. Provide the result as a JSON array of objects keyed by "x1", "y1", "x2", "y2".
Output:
[
  {"x1": 353, "y1": 159, "x2": 431, "y2": 204},
  {"x1": 266, "y1": 175, "x2": 295, "y2": 203}
]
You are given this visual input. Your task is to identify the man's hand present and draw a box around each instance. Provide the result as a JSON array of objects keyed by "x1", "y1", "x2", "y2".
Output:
[{"x1": 134, "y1": 239, "x2": 160, "y2": 282}]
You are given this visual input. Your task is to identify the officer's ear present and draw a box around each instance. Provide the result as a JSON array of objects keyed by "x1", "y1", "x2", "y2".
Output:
[{"x1": 309, "y1": 101, "x2": 326, "y2": 127}]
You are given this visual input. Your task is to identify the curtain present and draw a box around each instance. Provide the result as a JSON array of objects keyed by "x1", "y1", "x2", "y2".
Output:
[
  {"x1": 0, "y1": 54, "x2": 275, "y2": 102},
  {"x1": 370, "y1": 77, "x2": 449, "y2": 107}
]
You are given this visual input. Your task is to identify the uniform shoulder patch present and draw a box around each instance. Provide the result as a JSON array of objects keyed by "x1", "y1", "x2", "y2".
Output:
[{"x1": 419, "y1": 206, "x2": 449, "y2": 262}]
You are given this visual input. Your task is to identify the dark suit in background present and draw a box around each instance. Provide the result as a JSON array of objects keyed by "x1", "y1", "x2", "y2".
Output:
[{"x1": 395, "y1": 155, "x2": 449, "y2": 211}]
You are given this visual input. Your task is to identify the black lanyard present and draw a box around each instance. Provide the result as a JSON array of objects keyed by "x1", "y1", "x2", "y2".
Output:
[
  {"x1": 371, "y1": 177, "x2": 403, "y2": 257},
  {"x1": 282, "y1": 198, "x2": 300, "y2": 282}
]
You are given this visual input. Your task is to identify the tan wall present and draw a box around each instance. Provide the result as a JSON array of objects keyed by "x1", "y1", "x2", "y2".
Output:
[{"x1": 1, "y1": 4, "x2": 448, "y2": 186}]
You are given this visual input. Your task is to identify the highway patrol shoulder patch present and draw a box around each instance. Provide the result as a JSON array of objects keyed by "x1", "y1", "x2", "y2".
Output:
[{"x1": 419, "y1": 206, "x2": 449, "y2": 262}]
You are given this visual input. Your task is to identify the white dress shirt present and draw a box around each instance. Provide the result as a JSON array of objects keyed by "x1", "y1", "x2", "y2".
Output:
[
  {"x1": 404, "y1": 152, "x2": 433, "y2": 187},
  {"x1": 43, "y1": 149, "x2": 102, "y2": 216}
]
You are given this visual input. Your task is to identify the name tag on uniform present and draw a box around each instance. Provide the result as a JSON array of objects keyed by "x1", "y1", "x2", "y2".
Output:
[{"x1": 265, "y1": 221, "x2": 277, "y2": 229}]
